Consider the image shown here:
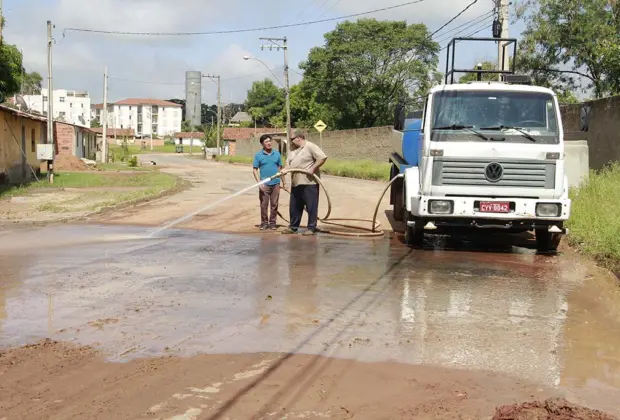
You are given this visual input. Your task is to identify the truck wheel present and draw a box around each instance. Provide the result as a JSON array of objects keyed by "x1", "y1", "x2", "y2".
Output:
[
  {"x1": 391, "y1": 165, "x2": 404, "y2": 221},
  {"x1": 404, "y1": 213, "x2": 424, "y2": 248},
  {"x1": 535, "y1": 229, "x2": 561, "y2": 253}
]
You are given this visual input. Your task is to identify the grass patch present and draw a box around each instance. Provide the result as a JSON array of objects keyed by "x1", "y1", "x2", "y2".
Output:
[
  {"x1": 567, "y1": 162, "x2": 620, "y2": 271},
  {"x1": 214, "y1": 155, "x2": 390, "y2": 181},
  {"x1": 1, "y1": 169, "x2": 179, "y2": 214},
  {"x1": 28, "y1": 171, "x2": 175, "y2": 189},
  {"x1": 322, "y1": 159, "x2": 390, "y2": 181}
]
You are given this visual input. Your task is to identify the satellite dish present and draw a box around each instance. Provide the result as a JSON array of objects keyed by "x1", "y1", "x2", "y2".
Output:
[
  {"x1": 14, "y1": 95, "x2": 30, "y2": 112},
  {"x1": 78, "y1": 115, "x2": 86, "y2": 125}
]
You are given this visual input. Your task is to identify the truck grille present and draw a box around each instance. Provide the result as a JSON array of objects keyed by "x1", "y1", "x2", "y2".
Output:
[{"x1": 432, "y1": 158, "x2": 556, "y2": 189}]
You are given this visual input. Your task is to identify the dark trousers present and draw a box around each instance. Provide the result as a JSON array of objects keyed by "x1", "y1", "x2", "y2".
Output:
[
  {"x1": 289, "y1": 184, "x2": 319, "y2": 231},
  {"x1": 259, "y1": 184, "x2": 280, "y2": 226}
]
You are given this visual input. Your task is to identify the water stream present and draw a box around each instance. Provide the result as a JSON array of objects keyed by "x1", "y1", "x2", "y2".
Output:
[{"x1": 148, "y1": 178, "x2": 271, "y2": 237}]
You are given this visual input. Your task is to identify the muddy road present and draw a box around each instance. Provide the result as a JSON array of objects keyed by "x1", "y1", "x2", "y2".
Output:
[{"x1": 1, "y1": 155, "x2": 619, "y2": 419}]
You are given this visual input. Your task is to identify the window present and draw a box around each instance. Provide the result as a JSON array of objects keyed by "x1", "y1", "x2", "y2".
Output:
[
  {"x1": 31, "y1": 128, "x2": 36, "y2": 152},
  {"x1": 59, "y1": 97, "x2": 65, "y2": 102},
  {"x1": 59, "y1": 111, "x2": 66, "y2": 117},
  {"x1": 43, "y1": 96, "x2": 48, "y2": 102},
  {"x1": 430, "y1": 90, "x2": 559, "y2": 144},
  {"x1": 70, "y1": 103, "x2": 73, "y2": 107},
  {"x1": 81, "y1": 103, "x2": 84, "y2": 108}
]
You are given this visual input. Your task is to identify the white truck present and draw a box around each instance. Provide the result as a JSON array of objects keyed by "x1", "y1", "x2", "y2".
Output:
[{"x1": 389, "y1": 37, "x2": 570, "y2": 252}]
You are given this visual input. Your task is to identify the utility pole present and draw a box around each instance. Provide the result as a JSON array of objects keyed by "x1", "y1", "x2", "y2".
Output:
[
  {"x1": 497, "y1": 0, "x2": 509, "y2": 79},
  {"x1": 46, "y1": 20, "x2": 54, "y2": 183},
  {"x1": 259, "y1": 36, "x2": 291, "y2": 145},
  {"x1": 203, "y1": 74, "x2": 221, "y2": 156},
  {"x1": 102, "y1": 66, "x2": 108, "y2": 163}
]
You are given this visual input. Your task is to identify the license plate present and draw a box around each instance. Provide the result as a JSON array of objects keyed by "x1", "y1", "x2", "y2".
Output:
[{"x1": 479, "y1": 201, "x2": 510, "y2": 213}]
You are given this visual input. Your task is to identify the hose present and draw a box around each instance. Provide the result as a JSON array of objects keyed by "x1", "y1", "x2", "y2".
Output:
[{"x1": 270, "y1": 168, "x2": 404, "y2": 238}]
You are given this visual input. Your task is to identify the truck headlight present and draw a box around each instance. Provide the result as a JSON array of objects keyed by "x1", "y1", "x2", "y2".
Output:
[
  {"x1": 536, "y1": 203, "x2": 561, "y2": 217},
  {"x1": 429, "y1": 200, "x2": 453, "y2": 214}
]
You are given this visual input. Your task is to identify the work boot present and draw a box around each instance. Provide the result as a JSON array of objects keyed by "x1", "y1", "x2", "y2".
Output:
[
  {"x1": 302, "y1": 229, "x2": 316, "y2": 236},
  {"x1": 269, "y1": 224, "x2": 278, "y2": 230},
  {"x1": 281, "y1": 227, "x2": 297, "y2": 234},
  {"x1": 259, "y1": 224, "x2": 268, "y2": 231}
]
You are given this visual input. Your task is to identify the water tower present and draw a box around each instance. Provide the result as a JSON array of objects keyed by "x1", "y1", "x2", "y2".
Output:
[{"x1": 185, "y1": 71, "x2": 202, "y2": 128}]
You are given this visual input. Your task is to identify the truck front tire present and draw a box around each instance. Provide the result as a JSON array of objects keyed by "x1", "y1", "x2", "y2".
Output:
[{"x1": 535, "y1": 229, "x2": 561, "y2": 253}]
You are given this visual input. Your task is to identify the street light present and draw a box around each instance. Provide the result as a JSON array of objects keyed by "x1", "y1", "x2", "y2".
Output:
[
  {"x1": 243, "y1": 53, "x2": 290, "y2": 142},
  {"x1": 243, "y1": 56, "x2": 284, "y2": 86}
]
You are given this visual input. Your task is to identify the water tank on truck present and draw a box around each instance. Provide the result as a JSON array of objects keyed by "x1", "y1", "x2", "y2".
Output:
[{"x1": 389, "y1": 112, "x2": 423, "y2": 222}]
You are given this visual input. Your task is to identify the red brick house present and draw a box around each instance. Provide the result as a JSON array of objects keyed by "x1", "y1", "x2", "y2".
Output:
[{"x1": 54, "y1": 121, "x2": 97, "y2": 160}]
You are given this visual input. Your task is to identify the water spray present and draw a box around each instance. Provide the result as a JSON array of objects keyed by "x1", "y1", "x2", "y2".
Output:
[{"x1": 147, "y1": 168, "x2": 403, "y2": 238}]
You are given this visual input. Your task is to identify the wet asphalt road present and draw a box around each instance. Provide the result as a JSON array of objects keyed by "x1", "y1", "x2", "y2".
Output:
[{"x1": 1, "y1": 224, "x2": 619, "y2": 414}]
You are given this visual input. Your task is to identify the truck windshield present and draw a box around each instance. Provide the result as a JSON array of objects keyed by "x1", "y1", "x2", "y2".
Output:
[{"x1": 430, "y1": 90, "x2": 559, "y2": 144}]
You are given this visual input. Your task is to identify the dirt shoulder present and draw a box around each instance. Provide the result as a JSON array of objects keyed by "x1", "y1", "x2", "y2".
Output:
[
  {"x1": 0, "y1": 162, "x2": 182, "y2": 227},
  {"x1": 0, "y1": 339, "x2": 570, "y2": 420}
]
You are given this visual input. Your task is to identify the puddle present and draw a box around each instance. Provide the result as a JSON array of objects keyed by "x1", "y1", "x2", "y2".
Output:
[{"x1": 0, "y1": 224, "x2": 619, "y2": 413}]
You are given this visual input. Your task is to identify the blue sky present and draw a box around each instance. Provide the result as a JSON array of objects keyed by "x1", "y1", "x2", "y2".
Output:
[{"x1": 3, "y1": 0, "x2": 527, "y2": 104}]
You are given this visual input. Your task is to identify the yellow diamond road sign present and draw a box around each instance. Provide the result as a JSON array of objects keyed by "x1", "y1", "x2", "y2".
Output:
[{"x1": 314, "y1": 120, "x2": 327, "y2": 133}]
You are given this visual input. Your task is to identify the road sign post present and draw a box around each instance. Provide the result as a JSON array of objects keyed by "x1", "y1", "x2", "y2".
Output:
[{"x1": 314, "y1": 120, "x2": 327, "y2": 147}]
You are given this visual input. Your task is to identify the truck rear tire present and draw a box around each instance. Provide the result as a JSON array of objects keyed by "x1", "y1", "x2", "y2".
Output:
[
  {"x1": 391, "y1": 164, "x2": 404, "y2": 221},
  {"x1": 535, "y1": 229, "x2": 561, "y2": 253},
  {"x1": 404, "y1": 213, "x2": 424, "y2": 248}
]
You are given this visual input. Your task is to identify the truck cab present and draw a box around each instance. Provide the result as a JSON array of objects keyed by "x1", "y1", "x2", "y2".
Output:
[{"x1": 389, "y1": 37, "x2": 570, "y2": 252}]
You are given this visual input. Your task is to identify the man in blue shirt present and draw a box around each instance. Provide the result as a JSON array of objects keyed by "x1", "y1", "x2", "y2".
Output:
[{"x1": 253, "y1": 134, "x2": 287, "y2": 230}]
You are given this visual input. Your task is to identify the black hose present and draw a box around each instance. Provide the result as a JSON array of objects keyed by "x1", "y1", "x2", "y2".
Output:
[{"x1": 273, "y1": 169, "x2": 403, "y2": 238}]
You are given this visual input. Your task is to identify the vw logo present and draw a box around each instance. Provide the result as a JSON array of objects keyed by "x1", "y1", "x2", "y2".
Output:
[{"x1": 485, "y1": 162, "x2": 504, "y2": 182}]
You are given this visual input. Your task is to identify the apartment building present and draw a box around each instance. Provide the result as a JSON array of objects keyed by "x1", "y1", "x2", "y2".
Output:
[
  {"x1": 100, "y1": 98, "x2": 182, "y2": 138},
  {"x1": 23, "y1": 89, "x2": 91, "y2": 127}
]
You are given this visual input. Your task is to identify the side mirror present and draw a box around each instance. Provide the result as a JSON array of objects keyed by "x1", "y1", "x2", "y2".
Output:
[
  {"x1": 394, "y1": 102, "x2": 405, "y2": 131},
  {"x1": 579, "y1": 105, "x2": 590, "y2": 132}
]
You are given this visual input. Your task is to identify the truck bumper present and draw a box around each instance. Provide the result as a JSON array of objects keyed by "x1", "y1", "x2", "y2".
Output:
[{"x1": 409, "y1": 195, "x2": 571, "y2": 232}]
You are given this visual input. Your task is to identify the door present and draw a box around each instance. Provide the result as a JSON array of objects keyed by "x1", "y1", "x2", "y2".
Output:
[{"x1": 76, "y1": 129, "x2": 84, "y2": 158}]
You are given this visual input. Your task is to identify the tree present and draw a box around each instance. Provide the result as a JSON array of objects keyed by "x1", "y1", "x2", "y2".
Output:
[
  {"x1": 181, "y1": 120, "x2": 193, "y2": 132},
  {"x1": 91, "y1": 120, "x2": 102, "y2": 128},
  {"x1": 0, "y1": 39, "x2": 23, "y2": 102},
  {"x1": 458, "y1": 61, "x2": 501, "y2": 83},
  {"x1": 245, "y1": 79, "x2": 284, "y2": 126},
  {"x1": 286, "y1": 82, "x2": 333, "y2": 129},
  {"x1": 515, "y1": 0, "x2": 620, "y2": 98},
  {"x1": 298, "y1": 18, "x2": 440, "y2": 130},
  {"x1": 457, "y1": 58, "x2": 579, "y2": 103},
  {"x1": 22, "y1": 71, "x2": 43, "y2": 94}
]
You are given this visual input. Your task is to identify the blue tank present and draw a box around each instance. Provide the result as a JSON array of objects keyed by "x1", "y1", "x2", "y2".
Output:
[{"x1": 400, "y1": 118, "x2": 423, "y2": 167}]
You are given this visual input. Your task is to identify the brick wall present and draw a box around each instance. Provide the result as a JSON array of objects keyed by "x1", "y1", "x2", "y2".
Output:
[
  {"x1": 54, "y1": 122, "x2": 75, "y2": 156},
  {"x1": 560, "y1": 96, "x2": 620, "y2": 170},
  {"x1": 233, "y1": 125, "x2": 394, "y2": 162}
]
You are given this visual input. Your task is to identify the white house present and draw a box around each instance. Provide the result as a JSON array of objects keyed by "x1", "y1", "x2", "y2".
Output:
[
  {"x1": 23, "y1": 88, "x2": 91, "y2": 127},
  {"x1": 104, "y1": 98, "x2": 182, "y2": 138}
]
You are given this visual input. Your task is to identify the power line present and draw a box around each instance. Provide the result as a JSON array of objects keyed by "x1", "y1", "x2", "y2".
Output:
[
  {"x1": 439, "y1": 19, "x2": 493, "y2": 51},
  {"x1": 62, "y1": 0, "x2": 428, "y2": 36},
  {"x1": 316, "y1": 0, "x2": 344, "y2": 20},
  {"x1": 430, "y1": 0, "x2": 478, "y2": 36},
  {"x1": 433, "y1": 9, "x2": 494, "y2": 42},
  {"x1": 435, "y1": 14, "x2": 494, "y2": 45}
]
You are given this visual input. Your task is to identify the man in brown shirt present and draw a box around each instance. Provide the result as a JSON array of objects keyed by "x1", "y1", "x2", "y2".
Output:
[{"x1": 280, "y1": 130, "x2": 327, "y2": 235}]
